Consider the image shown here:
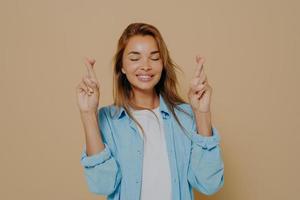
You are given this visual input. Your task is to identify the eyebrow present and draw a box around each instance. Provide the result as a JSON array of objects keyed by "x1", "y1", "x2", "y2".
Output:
[{"x1": 127, "y1": 50, "x2": 160, "y2": 55}]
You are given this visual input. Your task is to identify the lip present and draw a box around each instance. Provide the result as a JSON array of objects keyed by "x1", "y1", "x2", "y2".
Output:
[
  {"x1": 136, "y1": 74, "x2": 154, "y2": 82},
  {"x1": 136, "y1": 74, "x2": 154, "y2": 76}
]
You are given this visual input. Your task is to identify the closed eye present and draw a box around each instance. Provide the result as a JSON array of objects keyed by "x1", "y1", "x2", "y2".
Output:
[{"x1": 130, "y1": 58, "x2": 160, "y2": 61}]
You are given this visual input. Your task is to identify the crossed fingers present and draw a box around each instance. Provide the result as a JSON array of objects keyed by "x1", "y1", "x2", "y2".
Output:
[
  {"x1": 189, "y1": 55, "x2": 208, "y2": 94},
  {"x1": 84, "y1": 58, "x2": 98, "y2": 82},
  {"x1": 76, "y1": 57, "x2": 99, "y2": 95}
]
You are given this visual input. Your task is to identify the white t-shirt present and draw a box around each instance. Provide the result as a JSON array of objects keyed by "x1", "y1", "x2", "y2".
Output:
[{"x1": 130, "y1": 106, "x2": 172, "y2": 200}]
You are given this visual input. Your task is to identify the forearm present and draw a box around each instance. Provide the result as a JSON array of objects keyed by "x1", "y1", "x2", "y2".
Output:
[
  {"x1": 192, "y1": 110, "x2": 212, "y2": 136},
  {"x1": 80, "y1": 111, "x2": 105, "y2": 156}
]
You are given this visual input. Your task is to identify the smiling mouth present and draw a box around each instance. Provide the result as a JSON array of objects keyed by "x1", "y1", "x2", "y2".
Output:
[{"x1": 136, "y1": 74, "x2": 154, "y2": 82}]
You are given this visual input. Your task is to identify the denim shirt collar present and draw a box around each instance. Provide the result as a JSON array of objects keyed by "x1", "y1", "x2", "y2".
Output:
[{"x1": 111, "y1": 93, "x2": 171, "y2": 120}]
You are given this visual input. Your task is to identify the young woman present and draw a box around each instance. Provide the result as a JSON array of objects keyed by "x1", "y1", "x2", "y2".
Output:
[{"x1": 76, "y1": 22, "x2": 224, "y2": 200}]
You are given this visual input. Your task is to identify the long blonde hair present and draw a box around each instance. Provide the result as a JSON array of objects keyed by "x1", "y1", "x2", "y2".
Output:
[{"x1": 112, "y1": 22, "x2": 191, "y2": 138}]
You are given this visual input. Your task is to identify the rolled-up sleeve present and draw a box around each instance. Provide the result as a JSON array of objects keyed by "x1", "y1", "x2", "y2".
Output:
[
  {"x1": 187, "y1": 121, "x2": 224, "y2": 195},
  {"x1": 80, "y1": 107, "x2": 122, "y2": 196},
  {"x1": 80, "y1": 143, "x2": 112, "y2": 167}
]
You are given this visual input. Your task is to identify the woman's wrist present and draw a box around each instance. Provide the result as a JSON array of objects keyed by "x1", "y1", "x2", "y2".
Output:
[
  {"x1": 193, "y1": 110, "x2": 212, "y2": 136},
  {"x1": 80, "y1": 110, "x2": 97, "y2": 117}
]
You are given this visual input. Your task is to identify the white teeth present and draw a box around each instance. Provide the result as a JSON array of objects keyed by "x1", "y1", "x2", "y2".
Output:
[
  {"x1": 138, "y1": 75, "x2": 151, "y2": 78},
  {"x1": 137, "y1": 75, "x2": 153, "y2": 82}
]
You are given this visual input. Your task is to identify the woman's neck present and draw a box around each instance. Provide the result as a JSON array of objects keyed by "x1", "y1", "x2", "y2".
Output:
[{"x1": 130, "y1": 89, "x2": 159, "y2": 109}]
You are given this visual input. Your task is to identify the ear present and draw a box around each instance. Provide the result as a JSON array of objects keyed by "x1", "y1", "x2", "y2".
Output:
[{"x1": 121, "y1": 67, "x2": 126, "y2": 74}]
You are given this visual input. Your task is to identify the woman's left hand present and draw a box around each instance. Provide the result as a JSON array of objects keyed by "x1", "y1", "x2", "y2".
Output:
[{"x1": 188, "y1": 55, "x2": 212, "y2": 113}]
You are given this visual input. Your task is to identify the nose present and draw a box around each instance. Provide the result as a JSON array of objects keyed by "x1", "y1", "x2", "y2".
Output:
[{"x1": 140, "y1": 58, "x2": 152, "y2": 71}]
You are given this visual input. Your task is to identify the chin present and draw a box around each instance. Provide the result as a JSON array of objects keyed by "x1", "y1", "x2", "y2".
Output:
[
  {"x1": 135, "y1": 85, "x2": 155, "y2": 92},
  {"x1": 131, "y1": 82, "x2": 157, "y2": 92}
]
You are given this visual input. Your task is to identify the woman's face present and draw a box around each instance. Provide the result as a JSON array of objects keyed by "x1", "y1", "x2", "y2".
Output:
[{"x1": 122, "y1": 35, "x2": 163, "y2": 94}]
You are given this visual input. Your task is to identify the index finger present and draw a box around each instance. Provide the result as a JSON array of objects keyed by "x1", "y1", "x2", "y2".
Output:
[
  {"x1": 195, "y1": 55, "x2": 205, "y2": 77},
  {"x1": 84, "y1": 57, "x2": 97, "y2": 79}
]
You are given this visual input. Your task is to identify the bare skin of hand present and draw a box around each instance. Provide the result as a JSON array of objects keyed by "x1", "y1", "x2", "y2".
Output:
[
  {"x1": 188, "y1": 55, "x2": 213, "y2": 113},
  {"x1": 76, "y1": 57, "x2": 101, "y2": 114}
]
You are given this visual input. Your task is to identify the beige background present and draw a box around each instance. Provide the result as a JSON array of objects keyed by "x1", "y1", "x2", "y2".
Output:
[{"x1": 0, "y1": 0, "x2": 299, "y2": 199}]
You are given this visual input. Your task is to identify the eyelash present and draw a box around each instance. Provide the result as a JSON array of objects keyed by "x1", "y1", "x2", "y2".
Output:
[{"x1": 130, "y1": 58, "x2": 160, "y2": 61}]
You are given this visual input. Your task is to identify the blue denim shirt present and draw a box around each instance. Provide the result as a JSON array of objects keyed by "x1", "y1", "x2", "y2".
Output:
[{"x1": 80, "y1": 94, "x2": 224, "y2": 200}]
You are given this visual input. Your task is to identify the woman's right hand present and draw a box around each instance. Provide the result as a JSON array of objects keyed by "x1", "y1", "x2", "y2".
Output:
[{"x1": 76, "y1": 57, "x2": 100, "y2": 114}]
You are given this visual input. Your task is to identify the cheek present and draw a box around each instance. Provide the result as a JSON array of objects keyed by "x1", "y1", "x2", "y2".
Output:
[
  {"x1": 123, "y1": 62, "x2": 139, "y2": 74},
  {"x1": 153, "y1": 62, "x2": 163, "y2": 73}
]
